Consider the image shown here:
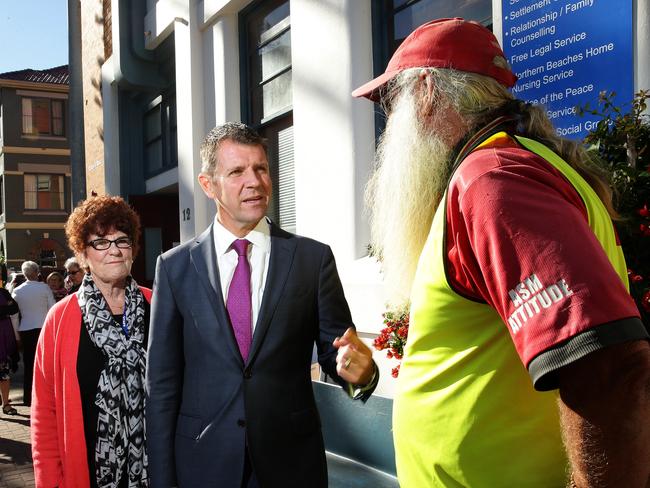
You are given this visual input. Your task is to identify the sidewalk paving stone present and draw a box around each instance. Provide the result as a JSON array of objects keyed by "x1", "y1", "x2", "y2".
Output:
[{"x1": 0, "y1": 363, "x2": 34, "y2": 488}]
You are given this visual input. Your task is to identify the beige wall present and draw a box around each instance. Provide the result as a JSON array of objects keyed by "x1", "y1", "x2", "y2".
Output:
[{"x1": 81, "y1": 0, "x2": 107, "y2": 196}]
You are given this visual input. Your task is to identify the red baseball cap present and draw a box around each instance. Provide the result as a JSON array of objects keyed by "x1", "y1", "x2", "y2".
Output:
[{"x1": 352, "y1": 18, "x2": 517, "y2": 102}]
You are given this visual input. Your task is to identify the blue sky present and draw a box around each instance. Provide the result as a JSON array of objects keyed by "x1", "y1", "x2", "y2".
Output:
[{"x1": 0, "y1": 0, "x2": 68, "y2": 74}]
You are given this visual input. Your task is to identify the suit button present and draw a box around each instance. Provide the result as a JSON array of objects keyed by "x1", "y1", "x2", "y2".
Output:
[
  {"x1": 237, "y1": 419, "x2": 246, "y2": 427},
  {"x1": 243, "y1": 368, "x2": 252, "y2": 379}
]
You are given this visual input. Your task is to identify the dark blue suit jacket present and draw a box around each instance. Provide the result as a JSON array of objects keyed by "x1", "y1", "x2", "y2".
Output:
[{"x1": 145, "y1": 222, "x2": 358, "y2": 487}]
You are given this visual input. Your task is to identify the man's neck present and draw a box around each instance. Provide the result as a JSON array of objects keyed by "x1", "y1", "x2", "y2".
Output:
[{"x1": 216, "y1": 217, "x2": 260, "y2": 238}]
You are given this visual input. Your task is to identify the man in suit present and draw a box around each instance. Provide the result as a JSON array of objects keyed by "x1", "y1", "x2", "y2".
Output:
[{"x1": 146, "y1": 122, "x2": 378, "y2": 488}]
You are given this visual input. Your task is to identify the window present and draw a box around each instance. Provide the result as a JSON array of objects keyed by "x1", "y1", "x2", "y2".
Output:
[
  {"x1": 22, "y1": 98, "x2": 65, "y2": 136},
  {"x1": 241, "y1": 0, "x2": 295, "y2": 233},
  {"x1": 144, "y1": 105, "x2": 163, "y2": 174},
  {"x1": 143, "y1": 95, "x2": 177, "y2": 176},
  {"x1": 39, "y1": 250, "x2": 57, "y2": 268},
  {"x1": 391, "y1": 0, "x2": 491, "y2": 47},
  {"x1": 24, "y1": 174, "x2": 65, "y2": 210},
  {"x1": 380, "y1": 0, "x2": 492, "y2": 54},
  {"x1": 371, "y1": 0, "x2": 492, "y2": 136}
]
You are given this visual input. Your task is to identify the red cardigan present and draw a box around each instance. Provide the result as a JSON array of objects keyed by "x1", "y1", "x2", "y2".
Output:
[{"x1": 31, "y1": 287, "x2": 152, "y2": 488}]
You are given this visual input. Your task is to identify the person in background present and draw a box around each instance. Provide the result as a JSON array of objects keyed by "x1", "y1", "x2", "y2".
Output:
[
  {"x1": 46, "y1": 271, "x2": 68, "y2": 302},
  {"x1": 6, "y1": 272, "x2": 26, "y2": 294},
  {"x1": 64, "y1": 256, "x2": 84, "y2": 294},
  {"x1": 31, "y1": 196, "x2": 151, "y2": 488},
  {"x1": 354, "y1": 18, "x2": 649, "y2": 487},
  {"x1": 146, "y1": 122, "x2": 378, "y2": 488},
  {"x1": 0, "y1": 284, "x2": 19, "y2": 415},
  {"x1": 11, "y1": 261, "x2": 55, "y2": 407}
]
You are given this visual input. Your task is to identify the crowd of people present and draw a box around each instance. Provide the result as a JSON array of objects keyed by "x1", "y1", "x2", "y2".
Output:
[
  {"x1": 0, "y1": 257, "x2": 83, "y2": 416},
  {"x1": 0, "y1": 17, "x2": 648, "y2": 488}
]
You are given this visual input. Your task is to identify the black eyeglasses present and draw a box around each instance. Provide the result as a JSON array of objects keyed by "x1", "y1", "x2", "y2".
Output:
[
  {"x1": 67, "y1": 269, "x2": 81, "y2": 275},
  {"x1": 87, "y1": 237, "x2": 133, "y2": 251}
]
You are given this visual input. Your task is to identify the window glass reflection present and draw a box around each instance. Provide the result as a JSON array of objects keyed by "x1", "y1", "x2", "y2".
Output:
[
  {"x1": 262, "y1": 70, "x2": 292, "y2": 119},
  {"x1": 394, "y1": 0, "x2": 491, "y2": 41},
  {"x1": 253, "y1": 2, "x2": 289, "y2": 46},
  {"x1": 260, "y1": 30, "x2": 291, "y2": 80}
]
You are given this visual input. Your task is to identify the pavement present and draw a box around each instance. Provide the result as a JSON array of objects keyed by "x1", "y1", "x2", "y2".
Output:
[
  {"x1": 0, "y1": 364, "x2": 392, "y2": 488},
  {"x1": 0, "y1": 363, "x2": 34, "y2": 488}
]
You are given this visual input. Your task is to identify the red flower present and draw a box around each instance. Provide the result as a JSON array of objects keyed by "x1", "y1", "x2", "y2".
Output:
[
  {"x1": 375, "y1": 309, "x2": 410, "y2": 378},
  {"x1": 639, "y1": 204, "x2": 650, "y2": 218},
  {"x1": 373, "y1": 334, "x2": 388, "y2": 350},
  {"x1": 391, "y1": 365, "x2": 401, "y2": 378}
]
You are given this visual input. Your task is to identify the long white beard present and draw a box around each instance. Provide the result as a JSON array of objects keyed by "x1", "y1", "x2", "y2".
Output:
[{"x1": 366, "y1": 92, "x2": 454, "y2": 307}]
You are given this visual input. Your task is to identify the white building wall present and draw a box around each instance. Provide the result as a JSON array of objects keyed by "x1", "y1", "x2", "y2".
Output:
[
  {"x1": 202, "y1": 14, "x2": 241, "y2": 148},
  {"x1": 101, "y1": 59, "x2": 120, "y2": 196},
  {"x1": 174, "y1": 9, "x2": 209, "y2": 241},
  {"x1": 290, "y1": 0, "x2": 392, "y2": 395},
  {"x1": 291, "y1": 0, "x2": 373, "y2": 261},
  {"x1": 636, "y1": 0, "x2": 650, "y2": 91}
]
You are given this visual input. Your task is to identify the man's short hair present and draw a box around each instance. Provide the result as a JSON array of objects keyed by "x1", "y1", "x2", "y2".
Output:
[
  {"x1": 21, "y1": 260, "x2": 39, "y2": 280},
  {"x1": 200, "y1": 122, "x2": 267, "y2": 176},
  {"x1": 64, "y1": 256, "x2": 79, "y2": 270}
]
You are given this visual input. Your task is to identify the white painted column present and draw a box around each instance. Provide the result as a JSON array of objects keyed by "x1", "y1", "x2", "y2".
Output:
[
  {"x1": 290, "y1": 0, "x2": 375, "y2": 262},
  {"x1": 291, "y1": 0, "x2": 396, "y2": 397},
  {"x1": 204, "y1": 13, "x2": 241, "y2": 133},
  {"x1": 175, "y1": 5, "x2": 208, "y2": 241},
  {"x1": 101, "y1": 58, "x2": 121, "y2": 196},
  {"x1": 492, "y1": 0, "x2": 504, "y2": 45},
  {"x1": 637, "y1": 0, "x2": 650, "y2": 92}
]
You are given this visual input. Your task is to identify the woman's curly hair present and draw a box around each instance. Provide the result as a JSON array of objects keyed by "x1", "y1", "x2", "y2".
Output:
[{"x1": 65, "y1": 196, "x2": 141, "y2": 257}]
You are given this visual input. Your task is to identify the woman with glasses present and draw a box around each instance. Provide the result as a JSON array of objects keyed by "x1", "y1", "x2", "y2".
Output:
[
  {"x1": 32, "y1": 196, "x2": 151, "y2": 488},
  {"x1": 64, "y1": 256, "x2": 84, "y2": 294}
]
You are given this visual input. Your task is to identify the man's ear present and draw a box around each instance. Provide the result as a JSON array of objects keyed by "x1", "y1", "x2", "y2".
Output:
[
  {"x1": 417, "y1": 70, "x2": 436, "y2": 120},
  {"x1": 198, "y1": 173, "x2": 216, "y2": 199}
]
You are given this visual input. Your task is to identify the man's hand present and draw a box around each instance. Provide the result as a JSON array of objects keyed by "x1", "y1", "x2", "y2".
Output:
[{"x1": 333, "y1": 327, "x2": 374, "y2": 385}]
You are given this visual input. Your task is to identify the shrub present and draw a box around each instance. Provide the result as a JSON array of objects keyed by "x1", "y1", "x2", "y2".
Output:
[{"x1": 578, "y1": 90, "x2": 650, "y2": 324}]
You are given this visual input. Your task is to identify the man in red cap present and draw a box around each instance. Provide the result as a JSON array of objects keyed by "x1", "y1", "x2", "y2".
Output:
[{"x1": 356, "y1": 18, "x2": 649, "y2": 487}]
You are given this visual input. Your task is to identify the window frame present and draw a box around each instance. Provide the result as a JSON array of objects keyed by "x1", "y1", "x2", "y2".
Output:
[
  {"x1": 143, "y1": 92, "x2": 178, "y2": 179},
  {"x1": 240, "y1": 0, "x2": 293, "y2": 127},
  {"x1": 371, "y1": 0, "x2": 492, "y2": 137},
  {"x1": 240, "y1": 0, "x2": 296, "y2": 233},
  {"x1": 21, "y1": 97, "x2": 66, "y2": 137},
  {"x1": 23, "y1": 173, "x2": 66, "y2": 211}
]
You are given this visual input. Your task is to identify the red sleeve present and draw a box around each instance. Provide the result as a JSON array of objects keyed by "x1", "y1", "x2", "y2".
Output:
[
  {"x1": 446, "y1": 145, "x2": 639, "y2": 367},
  {"x1": 31, "y1": 307, "x2": 64, "y2": 487}
]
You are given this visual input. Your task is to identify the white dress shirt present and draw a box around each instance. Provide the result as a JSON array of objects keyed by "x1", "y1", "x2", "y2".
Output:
[
  {"x1": 11, "y1": 280, "x2": 55, "y2": 332},
  {"x1": 213, "y1": 217, "x2": 271, "y2": 332}
]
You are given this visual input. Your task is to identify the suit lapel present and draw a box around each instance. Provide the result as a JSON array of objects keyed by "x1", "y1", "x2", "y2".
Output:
[
  {"x1": 190, "y1": 224, "x2": 244, "y2": 364},
  {"x1": 247, "y1": 223, "x2": 296, "y2": 364}
]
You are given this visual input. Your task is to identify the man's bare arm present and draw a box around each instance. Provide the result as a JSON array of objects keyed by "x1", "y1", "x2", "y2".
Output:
[{"x1": 557, "y1": 340, "x2": 650, "y2": 487}]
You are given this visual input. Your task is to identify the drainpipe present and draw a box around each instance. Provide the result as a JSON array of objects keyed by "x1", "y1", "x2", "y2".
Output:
[
  {"x1": 68, "y1": 0, "x2": 86, "y2": 205},
  {"x1": 111, "y1": 0, "x2": 167, "y2": 90}
]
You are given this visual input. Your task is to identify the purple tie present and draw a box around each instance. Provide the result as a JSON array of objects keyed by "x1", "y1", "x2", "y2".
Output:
[{"x1": 227, "y1": 239, "x2": 252, "y2": 360}]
